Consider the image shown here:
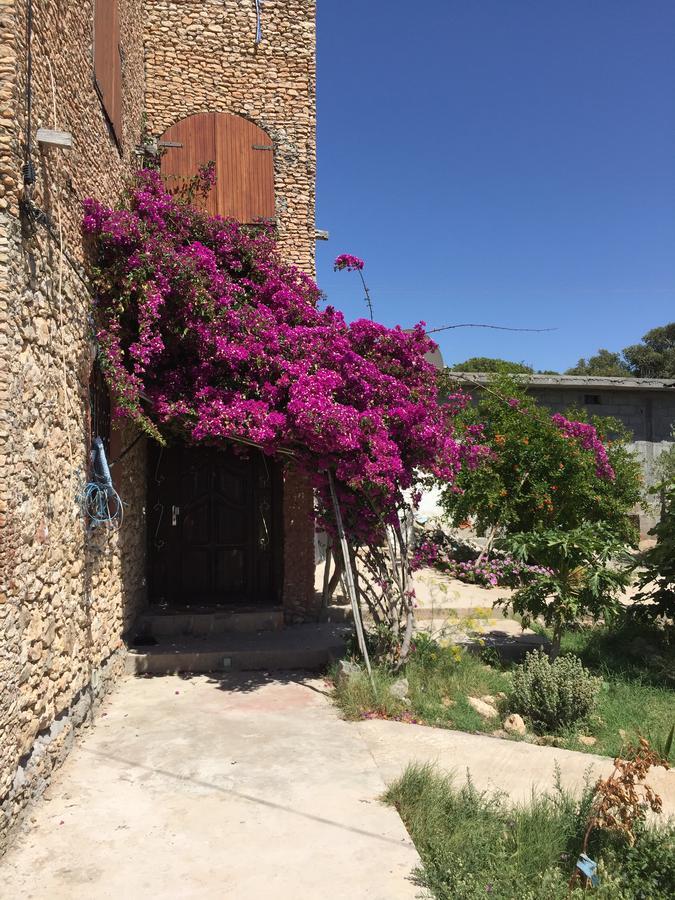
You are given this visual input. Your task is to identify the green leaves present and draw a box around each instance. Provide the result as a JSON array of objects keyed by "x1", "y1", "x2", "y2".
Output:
[
  {"x1": 633, "y1": 482, "x2": 675, "y2": 620},
  {"x1": 498, "y1": 523, "x2": 632, "y2": 649},
  {"x1": 440, "y1": 374, "x2": 642, "y2": 543}
]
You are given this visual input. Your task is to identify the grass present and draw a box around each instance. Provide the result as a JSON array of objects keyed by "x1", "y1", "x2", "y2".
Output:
[
  {"x1": 384, "y1": 764, "x2": 675, "y2": 900},
  {"x1": 334, "y1": 639, "x2": 511, "y2": 734},
  {"x1": 554, "y1": 621, "x2": 675, "y2": 759},
  {"x1": 332, "y1": 620, "x2": 675, "y2": 759}
]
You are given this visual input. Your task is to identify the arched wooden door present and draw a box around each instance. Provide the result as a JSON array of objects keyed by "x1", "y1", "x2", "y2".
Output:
[{"x1": 160, "y1": 112, "x2": 275, "y2": 223}]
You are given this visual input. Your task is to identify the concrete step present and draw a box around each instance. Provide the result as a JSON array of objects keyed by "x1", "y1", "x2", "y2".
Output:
[
  {"x1": 125, "y1": 622, "x2": 351, "y2": 675},
  {"x1": 134, "y1": 607, "x2": 284, "y2": 639}
]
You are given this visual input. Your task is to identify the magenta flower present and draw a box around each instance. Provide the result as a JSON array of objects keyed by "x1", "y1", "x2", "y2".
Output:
[
  {"x1": 551, "y1": 413, "x2": 615, "y2": 480},
  {"x1": 334, "y1": 253, "x2": 364, "y2": 271},
  {"x1": 84, "y1": 171, "x2": 487, "y2": 543}
]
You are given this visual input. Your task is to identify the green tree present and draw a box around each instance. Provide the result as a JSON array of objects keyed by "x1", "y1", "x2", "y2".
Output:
[
  {"x1": 565, "y1": 349, "x2": 632, "y2": 377},
  {"x1": 623, "y1": 323, "x2": 675, "y2": 378},
  {"x1": 439, "y1": 374, "x2": 642, "y2": 543},
  {"x1": 450, "y1": 357, "x2": 534, "y2": 374}
]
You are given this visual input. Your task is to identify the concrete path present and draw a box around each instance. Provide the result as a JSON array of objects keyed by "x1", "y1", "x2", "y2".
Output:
[
  {"x1": 1, "y1": 674, "x2": 420, "y2": 900},
  {"x1": 357, "y1": 719, "x2": 675, "y2": 818}
]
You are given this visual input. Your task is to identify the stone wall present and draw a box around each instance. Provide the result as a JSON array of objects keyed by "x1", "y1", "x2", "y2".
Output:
[
  {"x1": 0, "y1": 0, "x2": 147, "y2": 853},
  {"x1": 0, "y1": 0, "x2": 319, "y2": 853},
  {"x1": 144, "y1": 0, "x2": 319, "y2": 616},
  {"x1": 143, "y1": 0, "x2": 317, "y2": 273}
]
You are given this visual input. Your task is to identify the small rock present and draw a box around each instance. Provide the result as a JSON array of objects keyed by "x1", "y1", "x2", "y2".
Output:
[
  {"x1": 491, "y1": 729, "x2": 509, "y2": 739},
  {"x1": 578, "y1": 735, "x2": 597, "y2": 747},
  {"x1": 503, "y1": 713, "x2": 526, "y2": 736},
  {"x1": 468, "y1": 696, "x2": 498, "y2": 719},
  {"x1": 441, "y1": 696, "x2": 455, "y2": 708},
  {"x1": 335, "y1": 659, "x2": 361, "y2": 688},
  {"x1": 389, "y1": 677, "x2": 409, "y2": 701},
  {"x1": 496, "y1": 692, "x2": 507, "y2": 701},
  {"x1": 480, "y1": 694, "x2": 496, "y2": 706},
  {"x1": 535, "y1": 735, "x2": 557, "y2": 746}
]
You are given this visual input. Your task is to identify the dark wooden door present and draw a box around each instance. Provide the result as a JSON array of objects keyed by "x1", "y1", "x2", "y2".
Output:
[{"x1": 148, "y1": 445, "x2": 282, "y2": 608}]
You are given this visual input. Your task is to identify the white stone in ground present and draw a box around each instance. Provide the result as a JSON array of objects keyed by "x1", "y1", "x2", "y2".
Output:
[
  {"x1": 468, "y1": 696, "x2": 499, "y2": 719},
  {"x1": 503, "y1": 714, "x2": 527, "y2": 736},
  {"x1": 389, "y1": 677, "x2": 409, "y2": 701}
]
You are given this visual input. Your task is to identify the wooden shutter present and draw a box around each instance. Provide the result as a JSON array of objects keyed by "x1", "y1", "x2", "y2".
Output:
[
  {"x1": 94, "y1": 0, "x2": 122, "y2": 140},
  {"x1": 160, "y1": 113, "x2": 275, "y2": 223}
]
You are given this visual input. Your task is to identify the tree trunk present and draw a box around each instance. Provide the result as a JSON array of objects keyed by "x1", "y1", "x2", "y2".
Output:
[
  {"x1": 550, "y1": 626, "x2": 562, "y2": 659},
  {"x1": 321, "y1": 542, "x2": 332, "y2": 610}
]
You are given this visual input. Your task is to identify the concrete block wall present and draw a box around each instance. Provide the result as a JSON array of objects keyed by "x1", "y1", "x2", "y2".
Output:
[{"x1": 528, "y1": 387, "x2": 675, "y2": 443}]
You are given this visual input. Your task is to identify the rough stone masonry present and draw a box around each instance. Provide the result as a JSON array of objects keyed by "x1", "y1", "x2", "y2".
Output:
[{"x1": 0, "y1": 0, "x2": 317, "y2": 853}]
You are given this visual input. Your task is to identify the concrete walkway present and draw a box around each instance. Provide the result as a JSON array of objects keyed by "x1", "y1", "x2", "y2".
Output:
[
  {"x1": 1, "y1": 674, "x2": 419, "y2": 900},
  {"x1": 357, "y1": 719, "x2": 675, "y2": 818}
]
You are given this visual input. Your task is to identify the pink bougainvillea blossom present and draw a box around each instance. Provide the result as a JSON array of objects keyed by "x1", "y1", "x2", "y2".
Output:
[
  {"x1": 551, "y1": 413, "x2": 615, "y2": 480},
  {"x1": 333, "y1": 253, "x2": 364, "y2": 271},
  {"x1": 84, "y1": 170, "x2": 485, "y2": 542}
]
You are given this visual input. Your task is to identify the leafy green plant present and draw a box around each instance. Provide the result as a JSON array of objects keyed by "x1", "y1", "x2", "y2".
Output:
[
  {"x1": 633, "y1": 481, "x2": 675, "y2": 621},
  {"x1": 438, "y1": 374, "x2": 641, "y2": 544},
  {"x1": 649, "y1": 723, "x2": 675, "y2": 764},
  {"x1": 510, "y1": 649, "x2": 601, "y2": 733},
  {"x1": 604, "y1": 821, "x2": 675, "y2": 899},
  {"x1": 502, "y1": 522, "x2": 632, "y2": 655},
  {"x1": 384, "y1": 763, "x2": 675, "y2": 900}
]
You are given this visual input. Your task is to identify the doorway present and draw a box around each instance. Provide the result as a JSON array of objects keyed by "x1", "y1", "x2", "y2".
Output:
[{"x1": 147, "y1": 444, "x2": 282, "y2": 608}]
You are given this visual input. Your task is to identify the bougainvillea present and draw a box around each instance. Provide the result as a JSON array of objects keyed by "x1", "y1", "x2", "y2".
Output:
[
  {"x1": 551, "y1": 413, "x2": 615, "y2": 480},
  {"x1": 83, "y1": 170, "x2": 485, "y2": 548},
  {"x1": 411, "y1": 538, "x2": 553, "y2": 588},
  {"x1": 334, "y1": 253, "x2": 364, "y2": 271}
]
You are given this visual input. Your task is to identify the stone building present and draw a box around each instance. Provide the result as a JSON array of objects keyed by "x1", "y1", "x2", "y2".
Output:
[
  {"x1": 0, "y1": 0, "x2": 318, "y2": 853},
  {"x1": 453, "y1": 373, "x2": 675, "y2": 534}
]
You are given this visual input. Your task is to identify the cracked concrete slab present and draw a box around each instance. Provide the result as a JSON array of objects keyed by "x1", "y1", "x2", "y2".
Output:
[
  {"x1": 0, "y1": 674, "x2": 420, "y2": 900},
  {"x1": 356, "y1": 718, "x2": 675, "y2": 818}
]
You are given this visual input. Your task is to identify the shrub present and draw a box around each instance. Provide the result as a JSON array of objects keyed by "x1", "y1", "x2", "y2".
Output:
[
  {"x1": 412, "y1": 537, "x2": 553, "y2": 587},
  {"x1": 606, "y1": 822, "x2": 675, "y2": 899},
  {"x1": 502, "y1": 522, "x2": 632, "y2": 656},
  {"x1": 510, "y1": 650, "x2": 601, "y2": 733}
]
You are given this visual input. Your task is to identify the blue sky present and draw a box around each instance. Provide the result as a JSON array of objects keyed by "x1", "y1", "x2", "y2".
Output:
[{"x1": 314, "y1": 1, "x2": 675, "y2": 372}]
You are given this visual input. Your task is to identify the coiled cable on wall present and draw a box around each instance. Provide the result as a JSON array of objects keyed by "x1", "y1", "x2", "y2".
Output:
[{"x1": 80, "y1": 438, "x2": 123, "y2": 529}]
